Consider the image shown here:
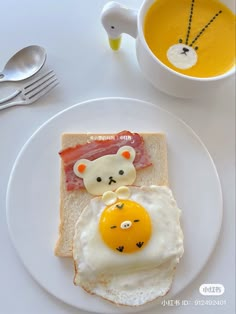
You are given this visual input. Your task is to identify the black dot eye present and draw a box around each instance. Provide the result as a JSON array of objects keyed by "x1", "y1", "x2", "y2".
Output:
[
  {"x1": 111, "y1": 26, "x2": 115, "y2": 29},
  {"x1": 97, "y1": 177, "x2": 102, "y2": 182},
  {"x1": 119, "y1": 170, "x2": 124, "y2": 175},
  {"x1": 195, "y1": 46, "x2": 198, "y2": 50},
  {"x1": 179, "y1": 38, "x2": 183, "y2": 43}
]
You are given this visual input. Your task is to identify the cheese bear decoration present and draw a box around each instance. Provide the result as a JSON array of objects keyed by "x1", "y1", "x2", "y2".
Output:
[
  {"x1": 73, "y1": 146, "x2": 136, "y2": 196},
  {"x1": 73, "y1": 145, "x2": 152, "y2": 253}
]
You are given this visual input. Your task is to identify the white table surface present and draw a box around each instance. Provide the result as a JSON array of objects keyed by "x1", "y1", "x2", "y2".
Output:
[{"x1": 0, "y1": 1, "x2": 235, "y2": 314}]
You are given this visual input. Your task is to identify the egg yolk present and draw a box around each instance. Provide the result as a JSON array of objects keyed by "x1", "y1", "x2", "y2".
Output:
[{"x1": 99, "y1": 200, "x2": 152, "y2": 253}]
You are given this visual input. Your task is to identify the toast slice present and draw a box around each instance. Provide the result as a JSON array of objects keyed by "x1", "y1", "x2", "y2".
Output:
[{"x1": 55, "y1": 132, "x2": 168, "y2": 257}]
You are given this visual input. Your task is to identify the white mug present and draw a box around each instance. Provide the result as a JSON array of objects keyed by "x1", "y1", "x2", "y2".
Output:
[{"x1": 101, "y1": 0, "x2": 235, "y2": 98}]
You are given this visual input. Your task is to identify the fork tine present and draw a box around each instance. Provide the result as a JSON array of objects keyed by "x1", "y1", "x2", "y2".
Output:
[
  {"x1": 24, "y1": 70, "x2": 54, "y2": 90},
  {"x1": 24, "y1": 71, "x2": 56, "y2": 95},
  {"x1": 27, "y1": 79, "x2": 59, "y2": 103},
  {"x1": 26, "y1": 74, "x2": 58, "y2": 99}
]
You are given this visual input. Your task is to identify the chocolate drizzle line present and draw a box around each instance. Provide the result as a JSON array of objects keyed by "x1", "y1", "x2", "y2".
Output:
[
  {"x1": 185, "y1": 0, "x2": 195, "y2": 44},
  {"x1": 189, "y1": 10, "x2": 222, "y2": 47}
]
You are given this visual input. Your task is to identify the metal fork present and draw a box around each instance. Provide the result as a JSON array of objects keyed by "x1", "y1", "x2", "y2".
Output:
[{"x1": 0, "y1": 70, "x2": 59, "y2": 110}]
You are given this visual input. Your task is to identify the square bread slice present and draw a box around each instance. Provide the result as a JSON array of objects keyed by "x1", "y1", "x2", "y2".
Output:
[{"x1": 55, "y1": 132, "x2": 168, "y2": 257}]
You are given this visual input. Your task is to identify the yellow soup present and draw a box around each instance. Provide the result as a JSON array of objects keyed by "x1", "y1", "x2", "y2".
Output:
[{"x1": 144, "y1": 0, "x2": 235, "y2": 77}]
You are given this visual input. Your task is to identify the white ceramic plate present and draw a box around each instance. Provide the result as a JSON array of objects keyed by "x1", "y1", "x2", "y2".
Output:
[{"x1": 7, "y1": 98, "x2": 222, "y2": 314}]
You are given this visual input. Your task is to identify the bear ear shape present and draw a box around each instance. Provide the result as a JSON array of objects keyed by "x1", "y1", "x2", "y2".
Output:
[
  {"x1": 73, "y1": 159, "x2": 90, "y2": 178},
  {"x1": 117, "y1": 146, "x2": 136, "y2": 163}
]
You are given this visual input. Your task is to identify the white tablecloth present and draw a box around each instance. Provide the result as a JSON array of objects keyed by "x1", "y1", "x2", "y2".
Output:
[{"x1": 0, "y1": 1, "x2": 235, "y2": 313}]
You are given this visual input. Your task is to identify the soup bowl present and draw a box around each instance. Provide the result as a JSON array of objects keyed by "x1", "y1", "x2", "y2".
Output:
[{"x1": 101, "y1": 0, "x2": 235, "y2": 98}]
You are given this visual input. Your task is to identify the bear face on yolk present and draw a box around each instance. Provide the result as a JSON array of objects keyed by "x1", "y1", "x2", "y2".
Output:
[{"x1": 99, "y1": 200, "x2": 152, "y2": 253}]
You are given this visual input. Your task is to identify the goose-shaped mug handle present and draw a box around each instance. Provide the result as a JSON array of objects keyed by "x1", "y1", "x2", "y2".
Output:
[
  {"x1": 101, "y1": 1, "x2": 137, "y2": 50},
  {"x1": 100, "y1": 0, "x2": 235, "y2": 99}
]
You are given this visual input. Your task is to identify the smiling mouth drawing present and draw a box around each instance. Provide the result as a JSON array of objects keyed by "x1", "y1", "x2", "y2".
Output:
[{"x1": 109, "y1": 176, "x2": 116, "y2": 185}]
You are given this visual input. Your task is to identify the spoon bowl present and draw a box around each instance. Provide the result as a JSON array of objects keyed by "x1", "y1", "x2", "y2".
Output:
[{"x1": 0, "y1": 45, "x2": 47, "y2": 82}]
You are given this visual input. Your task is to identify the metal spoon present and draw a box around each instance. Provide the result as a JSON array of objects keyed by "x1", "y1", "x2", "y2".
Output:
[{"x1": 0, "y1": 45, "x2": 47, "y2": 82}]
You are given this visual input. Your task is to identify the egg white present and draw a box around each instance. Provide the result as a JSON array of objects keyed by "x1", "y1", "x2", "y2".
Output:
[{"x1": 73, "y1": 185, "x2": 184, "y2": 306}]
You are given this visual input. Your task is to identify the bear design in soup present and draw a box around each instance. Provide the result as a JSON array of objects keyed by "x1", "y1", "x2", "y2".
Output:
[{"x1": 144, "y1": 0, "x2": 235, "y2": 77}]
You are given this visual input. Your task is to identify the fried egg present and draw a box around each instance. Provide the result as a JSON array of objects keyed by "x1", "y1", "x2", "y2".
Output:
[{"x1": 73, "y1": 186, "x2": 184, "y2": 306}]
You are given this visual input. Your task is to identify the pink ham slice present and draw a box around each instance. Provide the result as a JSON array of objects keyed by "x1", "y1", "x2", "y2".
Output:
[{"x1": 59, "y1": 131, "x2": 152, "y2": 191}]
